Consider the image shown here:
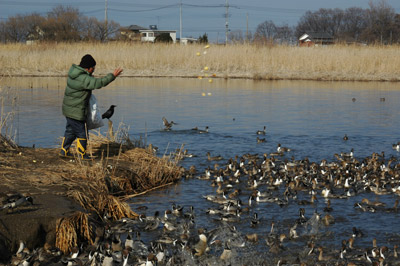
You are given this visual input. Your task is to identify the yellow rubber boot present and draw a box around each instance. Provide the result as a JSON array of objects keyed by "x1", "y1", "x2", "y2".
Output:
[
  {"x1": 77, "y1": 138, "x2": 92, "y2": 160},
  {"x1": 60, "y1": 137, "x2": 73, "y2": 157}
]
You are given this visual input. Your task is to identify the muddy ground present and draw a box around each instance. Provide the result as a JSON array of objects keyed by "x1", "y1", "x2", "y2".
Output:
[
  {"x1": 0, "y1": 135, "x2": 182, "y2": 263},
  {"x1": 0, "y1": 142, "x2": 85, "y2": 262}
]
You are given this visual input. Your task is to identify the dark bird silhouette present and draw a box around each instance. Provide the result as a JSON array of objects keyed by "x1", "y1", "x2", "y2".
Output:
[
  {"x1": 162, "y1": 117, "x2": 177, "y2": 131},
  {"x1": 102, "y1": 105, "x2": 116, "y2": 119}
]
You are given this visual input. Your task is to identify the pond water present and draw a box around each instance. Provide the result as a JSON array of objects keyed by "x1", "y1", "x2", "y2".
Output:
[{"x1": 2, "y1": 77, "x2": 400, "y2": 264}]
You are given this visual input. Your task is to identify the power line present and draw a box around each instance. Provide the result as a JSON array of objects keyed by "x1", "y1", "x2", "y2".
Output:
[
  {"x1": 81, "y1": 9, "x2": 104, "y2": 15},
  {"x1": 108, "y1": 4, "x2": 178, "y2": 13}
]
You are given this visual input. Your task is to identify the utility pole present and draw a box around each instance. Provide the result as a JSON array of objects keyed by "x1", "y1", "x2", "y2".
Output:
[
  {"x1": 225, "y1": 0, "x2": 229, "y2": 44},
  {"x1": 246, "y1": 13, "x2": 248, "y2": 43},
  {"x1": 180, "y1": 0, "x2": 182, "y2": 43},
  {"x1": 105, "y1": 0, "x2": 108, "y2": 41}
]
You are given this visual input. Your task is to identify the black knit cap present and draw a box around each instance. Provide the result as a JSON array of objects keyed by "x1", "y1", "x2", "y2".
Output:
[{"x1": 79, "y1": 54, "x2": 96, "y2": 69}]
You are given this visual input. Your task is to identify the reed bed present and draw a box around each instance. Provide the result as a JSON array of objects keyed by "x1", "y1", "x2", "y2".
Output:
[{"x1": 0, "y1": 42, "x2": 400, "y2": 81}]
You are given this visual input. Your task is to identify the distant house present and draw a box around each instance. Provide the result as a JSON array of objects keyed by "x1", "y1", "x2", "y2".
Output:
[
  {"x1": 119, "y1": 24, "x2": 177, "y2": 43},
  {"x1": 180, "y1": 37, "x2": 198, "y2": 45},
  {"x1": 119, "y1": 25, "x2": 149, "y2": 42},
  {"x1": 26, "y1": 26, "x2": 45, "y2": 44},
  {"x1": 299, "y1": 32, "x2": 334, "y2": 47}
]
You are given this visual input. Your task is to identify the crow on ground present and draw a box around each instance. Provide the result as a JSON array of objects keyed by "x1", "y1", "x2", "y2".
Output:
[{"x1": 102, "y1": 105, "x2": 116, "y2": 119}]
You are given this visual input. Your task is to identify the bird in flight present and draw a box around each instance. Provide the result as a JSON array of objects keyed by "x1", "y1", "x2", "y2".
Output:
[
  {"x1": 162, "y1": 117, "x2": 177, "y2": 131},
  {"x1": 102, "y1": 105, "x2": 116, "y2": 119}
]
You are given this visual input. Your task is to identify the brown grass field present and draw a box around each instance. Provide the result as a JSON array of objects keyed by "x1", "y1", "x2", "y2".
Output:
[{"x1": 0, "y1": 42, "x2": 399, "y2": 81}]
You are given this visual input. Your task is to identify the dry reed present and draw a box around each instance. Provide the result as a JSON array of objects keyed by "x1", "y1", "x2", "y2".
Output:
[
  {"x1": 0, "y1": 84, "x2": 18, "y2": 149},
  {"x1": 55, "y1": 211, "x2": 92, "y2": 254},
  {"x1": 69, "y1": 190, "x2": 137, "y2": 221},
  {"x1": 57, "y1": 125, "x2": 183, "y2": 252},
  {"x1": 0, "y1": 42, "x2": 400, "y2": 81},
  {"x1": 63, "y1": 123, "x2": 181, "y2": 220}
]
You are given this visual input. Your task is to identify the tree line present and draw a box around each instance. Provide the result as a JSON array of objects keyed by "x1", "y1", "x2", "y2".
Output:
[
  {"x1": 231, "y1": 0, "x2": 400, "y2": 45},
  {"x1": 0, "y1": 6, "x2": 120, "y2": 43},
  {"x1": 1, "y1": 0, "x2": 399, "y2": 44}
]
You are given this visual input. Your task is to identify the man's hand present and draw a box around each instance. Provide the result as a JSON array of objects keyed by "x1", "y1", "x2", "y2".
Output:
[{"x1": 113, "y1": 67, "x2": 123, "y2": 77}]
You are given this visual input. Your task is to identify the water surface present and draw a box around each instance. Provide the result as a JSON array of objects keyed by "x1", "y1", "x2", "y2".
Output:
[{"x1": 2, "y1": 77, "x2": 400, "y2": 264}]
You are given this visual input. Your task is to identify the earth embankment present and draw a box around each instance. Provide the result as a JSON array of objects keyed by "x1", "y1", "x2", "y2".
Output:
[{"x1": 0, "y1": 134, "x2": 182, "y2": 263}]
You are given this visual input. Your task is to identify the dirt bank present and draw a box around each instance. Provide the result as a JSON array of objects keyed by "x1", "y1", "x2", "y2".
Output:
[{"x1": 0, "y1": 134, "x2": 183, "y2": 263}]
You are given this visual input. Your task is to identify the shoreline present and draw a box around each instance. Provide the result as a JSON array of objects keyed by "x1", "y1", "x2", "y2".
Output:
[
  {"x1": 2, "y1": 74, "x2": 399, "y2": 83},
  {"x1": 0, "y1": 131, "x2": 183, "y2": 263}
]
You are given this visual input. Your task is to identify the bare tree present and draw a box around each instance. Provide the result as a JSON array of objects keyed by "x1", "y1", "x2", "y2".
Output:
[
  {"x1": 228, "y1": 30, "x2": 244, "y2": 43},
  {"x1": 362, "y1": 0, "x2": 397, "y2": 44},
  {"x1": 394, "y1": 14, "x2": 400, "y2": 43},
  {"x1": 0, "y1": 22, "x2": 5, "y2": 43},
  {"x1": 254, "y1": 20, "x2": 277, "y2": 43},
  {"x1": 0, "y1": 5, "x2": 122, "y2": 43},
  {"x1": 2, "y1": 15, "x2": 27, "y2": 42},
  {"x1": 275, "y1": 24, "x2": 294, "y2": 44},
  {"x1": 82, "y1": 17, "x2": 120, "y2": 41},
  {"x1": 295, "y1": 8, "x2": 344, "y2": 38},
  {"x1": 45, "y1": 5, "x2": 83, "y2": 41},
  {"x1": 339, "y1": 7, "x2": 368, "y2": 42}
]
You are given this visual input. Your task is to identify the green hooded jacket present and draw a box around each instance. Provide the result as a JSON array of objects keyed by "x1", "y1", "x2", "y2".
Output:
[{"x1": 62, "y1": 64, "x2": 115, "y2": 121}]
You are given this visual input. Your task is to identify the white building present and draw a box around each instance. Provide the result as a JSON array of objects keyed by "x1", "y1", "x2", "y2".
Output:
[
  {"x1": 180, "y1": 37, "x2": 198, "y2": 45},
  {"x1": 140, "y1": 30, "x2": 177, "y2": 43}
]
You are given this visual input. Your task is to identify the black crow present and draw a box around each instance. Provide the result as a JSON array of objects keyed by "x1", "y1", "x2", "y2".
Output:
[{"x1": 102, "y1": 105, "x2": 116, "y2": 119}]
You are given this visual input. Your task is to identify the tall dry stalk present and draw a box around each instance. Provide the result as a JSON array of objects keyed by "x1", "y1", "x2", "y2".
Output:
[
  {"x1": 55, "y1": 211, "x2": 93, "y2": 254},
  {"x1": 0, "y1": 83, "x2": 18, "y2": 148},
  {"x1": 1, "y1": 42, "x2": 400, "y2": 81}
]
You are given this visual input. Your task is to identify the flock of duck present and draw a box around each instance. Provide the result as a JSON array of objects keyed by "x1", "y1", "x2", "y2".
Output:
[{"x1": 9, "y1": 125, "x2": 400, "y2": 265}]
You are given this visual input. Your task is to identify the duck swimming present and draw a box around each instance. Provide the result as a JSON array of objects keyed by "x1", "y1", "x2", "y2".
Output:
[
  {"x1": 256, "y1": 126, "x2": 266, "y2": 135},
  {"x1": 207, "y1": 152, "x2": 224, "y2": 161},
  {"x1": 392, "y1": 142, "x2": 400, "y2": 151},
  {"x1": 198, "y1": 126, "x2": 209, "y2": 134},
  {"x1": 256, "y1": 137, "x2": 266, "y2": 143},
  {"x1": 277, "y1": 143, "x2": 291, "y2": 153}
]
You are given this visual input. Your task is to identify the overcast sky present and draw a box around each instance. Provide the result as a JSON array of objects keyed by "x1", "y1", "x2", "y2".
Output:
[{"x1": 1, "y1": 0, "x2": 400, "y2": 41}]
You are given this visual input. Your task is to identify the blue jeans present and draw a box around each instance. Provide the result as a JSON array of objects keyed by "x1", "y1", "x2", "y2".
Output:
[{"x1": 62, "y1": 117, "x2": 88, "y2": 150}]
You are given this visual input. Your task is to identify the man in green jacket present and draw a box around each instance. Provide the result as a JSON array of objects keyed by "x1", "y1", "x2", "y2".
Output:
[{"x1": 60, "y1": 54, "x2": 123, "y2": 159}]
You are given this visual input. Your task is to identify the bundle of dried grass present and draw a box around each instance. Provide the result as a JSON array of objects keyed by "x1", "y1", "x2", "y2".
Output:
[
  {"x1": 88, "y1": 122, "x2": 142, "y2": 156},
  {"x1": 55, "y1": 211, "x2": 92, "y2": 254},
  {"x1": 121, "y1": 148, "x2": 183, "y2": 192},
  {"x1": 69, "y1": 190, "x2": 138, "y2": 221},
  {"x1": 64, "y1": 123, "x2": 179, "y2": 221}
]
